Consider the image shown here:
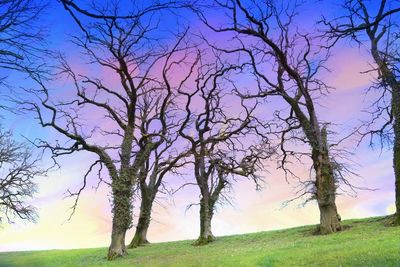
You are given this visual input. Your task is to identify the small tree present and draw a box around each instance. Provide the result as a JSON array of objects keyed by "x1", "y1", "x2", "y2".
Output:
[
  {"x1": 0, "y1": 127, "x2": 44, "y2": 223},
  {"x1": 178, "y1": 56, "x2": 272, "y2": 244}
]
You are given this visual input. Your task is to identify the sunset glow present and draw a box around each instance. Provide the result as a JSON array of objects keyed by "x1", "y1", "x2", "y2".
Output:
[{"x1": 0, "y1": 0, "x2": 398, "y2": 259}]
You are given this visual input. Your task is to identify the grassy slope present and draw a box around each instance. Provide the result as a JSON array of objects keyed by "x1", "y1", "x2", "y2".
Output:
[{"x1": 0, "y1": 217, "x2": 399, "y2": 267}]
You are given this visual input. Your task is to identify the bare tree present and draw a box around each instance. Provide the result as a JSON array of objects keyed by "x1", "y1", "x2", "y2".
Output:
[
  {"x1": 195, "y1": 0, "x2": 354, "y2": 234},
  {"x1": 127, "y1": 51, "x2": 195, "y2": 249},
  {"x1": 20, "y1": 4, "x2": 193, "y2": 260},
  {"x1": 128, "y1": 147, "x2": 188, "y2": 248},
  {"x1": 322, "y1": 0, "x2": 400, "y2": 225},
  {"x1": 178, "y1": 55, "x2": 272, "y2": 244},
  {"x1": 0, "y1": 127, "x2": 44, "y2": 223}
]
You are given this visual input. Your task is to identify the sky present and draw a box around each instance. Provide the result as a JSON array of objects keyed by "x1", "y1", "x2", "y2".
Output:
[{"x1": 0, "y1": 0, "x2": 397, "y2": 252}]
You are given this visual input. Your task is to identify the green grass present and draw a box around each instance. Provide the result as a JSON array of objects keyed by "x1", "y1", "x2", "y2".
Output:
[{"x1": 1, "y1": 216, "x2": 399, "y2": 266}]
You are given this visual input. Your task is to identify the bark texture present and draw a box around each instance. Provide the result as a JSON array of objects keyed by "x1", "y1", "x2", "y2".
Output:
[
  {"x1": 194, "y1": 197, "x2": 215, "y2": 245},
  {"x1": 393, "y1": 85, "x2": 400, "y2": 225},
  {"x1": 107, "y1": 181, "x2": 132, "y2": 260},
  {"x1": 313, "y1": 127, "x2": 341, "y2": 234},
  {"x1": 128, "y1": 187, "x2": 154, "y2": 248},
  {"x1": 108, "y1": 129, "x2": 134, "y2": 260},
  {"x1": 108, "y1": 228, "x2": 127, "y2": 260}
]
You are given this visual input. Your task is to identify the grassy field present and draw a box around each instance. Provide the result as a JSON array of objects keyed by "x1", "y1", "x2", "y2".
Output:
[{"x1": 0, "y1": 216, "x2": 399, "y2": 267}]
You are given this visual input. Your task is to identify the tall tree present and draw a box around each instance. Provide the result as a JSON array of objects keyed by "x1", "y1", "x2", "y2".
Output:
[
  {"x1": 57, "y1": 0, "x2": 198, "y2": 255},
  {"x1": 21, "y1": 6, "x2": 192, "y2": 259},
  {"x1": 196, "y1": 0, "x2": 353, "y2": 234},
  {"x1": 322, "y1": 0, "x2": 400, "y2": 225},
  {"x1": 178, "y1": 56, "x2": 272, "y2": 244}
]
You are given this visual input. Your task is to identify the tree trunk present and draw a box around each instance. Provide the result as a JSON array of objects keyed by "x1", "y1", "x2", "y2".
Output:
[
  {"x1": 313, "y1": 128, "x2": 341, "y2": 234},
  {"x1": 128, "y1": 188, "x2": 154, "y2": 248},
  {"x1": 318, "y1": 200, "x2": 341, "y2": 234},
  {"x1": 392, "y1": 81, "x2": 400, "y2": 225},
  {"x1": 314, "y1": 152, "x2": 341, "y2": 234},
  {"x1": 108, "y1": 227, "x2": 127, "y2": 260},
  {"x1": 194, "y1": 196, "x2": 215, "y2": 245},
  {"x1": 107, "y1": 177, "x2": 133, "y2": 260}
]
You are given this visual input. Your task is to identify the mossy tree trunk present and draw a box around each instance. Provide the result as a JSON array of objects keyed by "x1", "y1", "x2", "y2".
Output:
[
  {"x1": 312, "y1": 127, "x2": 341, "y2": 234},
  {"x1": 107, "y1": 176, "x2": 133, "y2": 260},
  {"x1": 108, "y1": 127, "x2": 134, "y2": 260},
  {"x1": 391, "y1": 79, "x2": 400, "y2": 225},
  {"x1": 195, "y1": 196, "x2": 215, "y2": 245}
]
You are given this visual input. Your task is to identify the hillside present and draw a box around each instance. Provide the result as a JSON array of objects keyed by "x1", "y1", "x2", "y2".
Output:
[{"x1": 0, "y1": 217, "x2": 399, "y2": 267}]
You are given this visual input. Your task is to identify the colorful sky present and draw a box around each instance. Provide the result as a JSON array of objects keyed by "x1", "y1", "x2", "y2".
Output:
[{"x1": 0, "y1": 0, "x2": 397, "y2": 252}]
